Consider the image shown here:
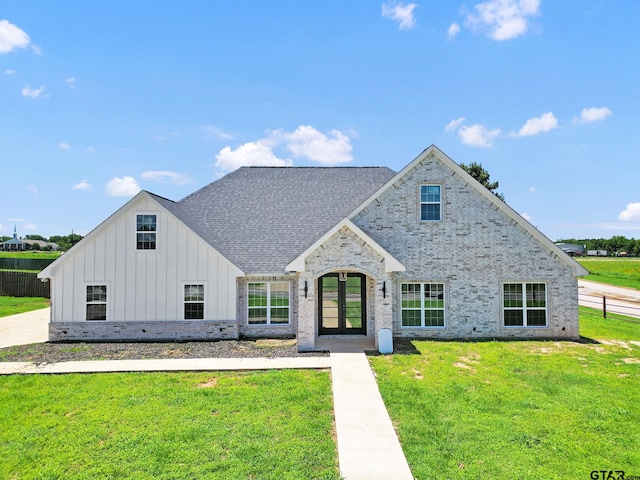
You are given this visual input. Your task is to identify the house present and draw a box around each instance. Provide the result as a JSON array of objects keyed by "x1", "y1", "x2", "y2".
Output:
[
  {"x1": 1, "y1": 227, "x2": 30, "y2": 251},
  {"x1": 38, "y1": 145, "x2": 588, "y2": 351},
  {"x1": 1, "y1": 227, "x2": 59, "y2": 251}
]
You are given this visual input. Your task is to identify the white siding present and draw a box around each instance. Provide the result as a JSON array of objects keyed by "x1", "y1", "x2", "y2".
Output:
[{"x1": 48, "y1": 194, "x2": 242, "y2": 323}]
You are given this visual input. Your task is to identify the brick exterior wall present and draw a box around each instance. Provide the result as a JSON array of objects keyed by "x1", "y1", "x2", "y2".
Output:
[
  {"x1": 350, "y1": 151, "x2": 580, "y2": 340},
  {"x1": 49, "y1": 320, "x2": 239, "y2": 342},
  {"x1": 297, "y1": 226, "x2": 394, "y2": 351}
]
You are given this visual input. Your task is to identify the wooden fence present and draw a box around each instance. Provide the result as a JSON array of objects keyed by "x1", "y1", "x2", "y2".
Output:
[{"x1": 0, "y1": 271, "x2": 50, "y2": 298}]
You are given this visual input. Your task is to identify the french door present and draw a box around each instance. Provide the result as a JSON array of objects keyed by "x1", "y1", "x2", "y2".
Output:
[{"x1": 318, "y1": 273, "x2": 366, "y2": 335}]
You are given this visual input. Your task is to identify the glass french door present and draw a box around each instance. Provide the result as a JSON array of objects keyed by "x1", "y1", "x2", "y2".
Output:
[{"x1": 318, "y1": 273, "x2": 366, "y2": 335}]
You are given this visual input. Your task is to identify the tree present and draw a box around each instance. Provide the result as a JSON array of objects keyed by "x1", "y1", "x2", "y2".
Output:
[
  {"x1": 26, "y1": 234, "x2": 47, "y2": 241},
  {"x1": 459, "y1": 162, "x2": 505, "y2": 202}
]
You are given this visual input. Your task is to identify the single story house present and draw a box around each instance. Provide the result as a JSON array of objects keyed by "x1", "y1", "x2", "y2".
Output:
[
  {"x1": 1, "y1": 227, "x2": 59, "y2": 251},
  {"x1": 38, "y1": 145, "x2": 588, "y2": 351}
]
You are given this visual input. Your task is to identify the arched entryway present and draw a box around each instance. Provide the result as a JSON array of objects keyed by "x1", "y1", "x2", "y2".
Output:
[{"x1": 318, "y1": 272, "x2": 366, "y2": 335}]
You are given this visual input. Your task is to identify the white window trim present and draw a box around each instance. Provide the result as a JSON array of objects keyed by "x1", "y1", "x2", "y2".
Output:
[
  {"x1": 247, "y1": 281, "x2": 291, "y2": 326},
  {"x1": 183, "y1": 283, "x2": 206, "y2": 320},
  {"x1": 418, "y1": 183, "x2": 443, "y2": 223},
  {"x1": 399, "y1": 281, "x2": 446, "y2": 328},
  {"x1": 86, "y1": 283, "x2": 109, "y2": 321},
  {"x1": 136, "y1": 212, "x2": 158, "y2": 251},
  {"x1": 502, "y1": 281, "x2": 549, "y2": 328}
]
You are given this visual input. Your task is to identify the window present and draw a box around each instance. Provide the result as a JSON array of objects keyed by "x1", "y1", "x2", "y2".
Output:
[
  {"x1": 136, "y1": 214, "x2": 157, "y2": 250},
  {"x1": 184, "y1": 284, "x2": 204, "y2": 320},
  {"x1": 248, "y1": 282, "x2": 290, "y2": 325},
  {"x1": 401, "y1": 283, "x2": 445, "y2": 327},
  {"x1": 503, "y1": 283, "x2": 547, "y2": 327},
  {"x1": 86, "y1": 285, "x2": 107, "y2": 321},
  {"x1": 420, "y1": 185, "x2": 441, "y2": 221}
]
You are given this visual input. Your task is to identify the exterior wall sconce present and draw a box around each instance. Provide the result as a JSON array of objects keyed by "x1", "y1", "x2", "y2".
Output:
[
  {"x1": 382, "y1": 281, "x2": 386, "y2": 298},
  {"x1": 304, "y1": 281, "x2": 308, "y2": 298}
]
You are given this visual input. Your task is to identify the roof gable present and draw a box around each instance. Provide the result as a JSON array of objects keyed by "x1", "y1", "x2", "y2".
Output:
[
  {"x1": 286, "y1": 219, "x2": 406, "y2": 273},
  {"x1": 348, "y1": 145, "x2": 589, "y2": 277},
  {"x1": 39, "y1": 191, "x2": 244, "y2": 278}
]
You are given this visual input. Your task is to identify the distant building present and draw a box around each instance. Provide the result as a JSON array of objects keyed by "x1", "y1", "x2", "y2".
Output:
[
  {"x1": 556, "y1": 243, "x2": 585, "y2": 257},
  {"x1": 1, "y1": 227, "x2": 59, "y2": 251}
]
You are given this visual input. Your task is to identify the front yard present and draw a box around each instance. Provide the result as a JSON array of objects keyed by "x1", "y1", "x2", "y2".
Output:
[
  {"x1": 370, "y1": 307, "x2": 640, "y2": 479},
  {"x1": 0, "y1": 370, "x2": 339, "y2": 480}
]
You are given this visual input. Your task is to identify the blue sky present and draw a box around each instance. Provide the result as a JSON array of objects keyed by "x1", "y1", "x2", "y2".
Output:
[{"x1": 1, "y1": 1, "x2": 639, "y2": 241}]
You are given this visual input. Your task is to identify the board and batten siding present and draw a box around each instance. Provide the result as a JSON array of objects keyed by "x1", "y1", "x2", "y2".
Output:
[{"x1": 47, "y1": 194, "x2": 242, "y2": 324}]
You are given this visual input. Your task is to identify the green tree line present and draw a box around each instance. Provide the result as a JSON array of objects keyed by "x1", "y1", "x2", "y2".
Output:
[{"x1": 557, "y1": 235, "x2": 640, "y2": 256}]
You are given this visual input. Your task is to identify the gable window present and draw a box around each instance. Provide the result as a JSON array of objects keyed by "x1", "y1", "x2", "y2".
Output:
[
  {"x1": 420, "y1": 185, "x2": 441, "y2": 221},
  {"x1": 248, "y1": 282, "x2": 290, "y2": 325},
  {"x1": 401, "y1": 282, "x2": 445, "y2": 327},
  {"x1": 503, "y1": 283, "x2": 547, "y2": 327},
  {"x1": 184, "y1": 284, "x2": 205, "y2": 320},
  {"x1": 136, "y1": 214, "x2": 157, "y2": 250},
  {"x1": 86, "y1": 285, "x2": 107, "y2": 321}
]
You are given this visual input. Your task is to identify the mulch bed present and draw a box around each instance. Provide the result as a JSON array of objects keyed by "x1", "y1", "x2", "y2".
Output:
[{"x1": 0, "y1": 339, "x2": 328, "y2": 364}]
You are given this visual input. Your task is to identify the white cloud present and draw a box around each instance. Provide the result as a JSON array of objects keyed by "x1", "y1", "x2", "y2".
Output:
[
  {"x1": 575, "y1": 106, "x2": 612, "y2": 124},
  {"x1": 465, "y1": 0, "x2": 540, "y2": 41},
  {"x1": 520, "y1": 212, "x2": 533, "y2": 222},
  {"x1": 58, "y1": 142, "x2": 70, "y2": 150},
  {"x1": 619, "y1": 202, "x2": 640, "y2": 222},
  {"x1": 273, "y1": 125, "x2": 353, "y2": 165},
  {"x1": 447, "y1": 22, "x2": 461, "y2": 39},
  {"x1": 86, "y1": 146, "x2": 95, "y2": 153},
  {"x1": 65, "y1": 77, "x2": 76, "y2": 88},
  {"x1": 512, "y1": 112, "x2": 558, "y2": 137},
  {"x1": 215, "y1": 142, "x2": 293, "y2": 173},
  {"x1": 28, "y1": 185, "x2": 37, "y2": 195},
  {"x1": 141, "y1": 170, "x2": 193, "y2": 185},
  {"x1": 72, "y1": 180, "x2": 93, "y2": 191},
  {"x1": 4, "y1": 68, "x2": 15, "y2": 75},
  {"x1": 445, "y1": 117, "x2": 466, "y2": 132},
  {"x1": 381, "y1": 2, "x2": 417, "y2": 30},
  {"x1": 24, "y1": 223, "x2": 37, "y2": 231},
  {"x1": 106, "y1": 176, "x2": 141, "y2": 197},
  {"x1": 457, "y1": 123, "x2": 501, "y2": 148},
  {"x1": 21, "y1": 85, "x2": 47, "y2": 99},
  {"x1": 0, "y1": 19, "x2": 31, "y2": 54},
  {"x1": 529, "y1": 186, "x2": 537, "y2": 193},
  {"x1": 202, "y1": 125, "x2": 235, "y2": 141}
]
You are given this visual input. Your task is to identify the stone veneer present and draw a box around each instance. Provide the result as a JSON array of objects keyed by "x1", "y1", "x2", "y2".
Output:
[
  {"x1": 350, "y1": 151, "x2": 580, "y2": 340},
  {"x1": 49, "y1": 320, "x2": 238, "y2": 342}
]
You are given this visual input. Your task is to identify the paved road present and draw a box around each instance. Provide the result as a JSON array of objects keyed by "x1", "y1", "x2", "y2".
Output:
[
  {"x1": 578, "y1": 279, "x2": 640, "y2": 318},
  {"x1": 0, "y1": 308, "x2": 49, "y2": 349}
]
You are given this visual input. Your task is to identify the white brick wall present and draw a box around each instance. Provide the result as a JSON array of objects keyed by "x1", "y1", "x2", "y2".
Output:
[
  {"x1": 49, "y1": 320, "x2": 238, "y2": 341},
  {"x1": 297, "y1": 226, "x2": 394, "y2": 351},
  {"x1": 351, "y1": 152, "x2": 580, "y2": 340}
]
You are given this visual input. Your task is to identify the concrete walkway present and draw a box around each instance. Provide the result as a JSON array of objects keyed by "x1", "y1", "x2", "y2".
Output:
[
  {"x1": 328, "y1": 341, "x2": 414, "y2": 480},
  {"x1": 0, "y1": 307, "x2": 49, "y2": 349}
]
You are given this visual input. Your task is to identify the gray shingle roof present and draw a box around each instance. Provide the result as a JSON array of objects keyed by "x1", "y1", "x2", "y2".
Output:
[{"x1": 177, "y1": 166, "x2": 396, "y2": 273}]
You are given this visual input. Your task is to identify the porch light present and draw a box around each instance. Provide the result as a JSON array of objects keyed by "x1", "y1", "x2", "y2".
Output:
[{"x1": 304, "y1": 281, "x2": 308, "y2": 298}]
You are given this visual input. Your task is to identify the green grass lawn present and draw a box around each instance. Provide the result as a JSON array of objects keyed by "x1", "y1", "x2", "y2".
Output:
[
  {"x1": 0, "y1": 296, "x2": 49, "y2": 317},
  {"x1": 0, "y1": 370, "x2": 339, "y2": 480},
  {"x1": 577, "y1": 257, "x2": 640, "y2": 289},
  {"x1": 0, "y1": 251, "x2": 61, "y2": 259},
  {"x1": 370, "y1": 310, "x2": 640, "y2": 480}
]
